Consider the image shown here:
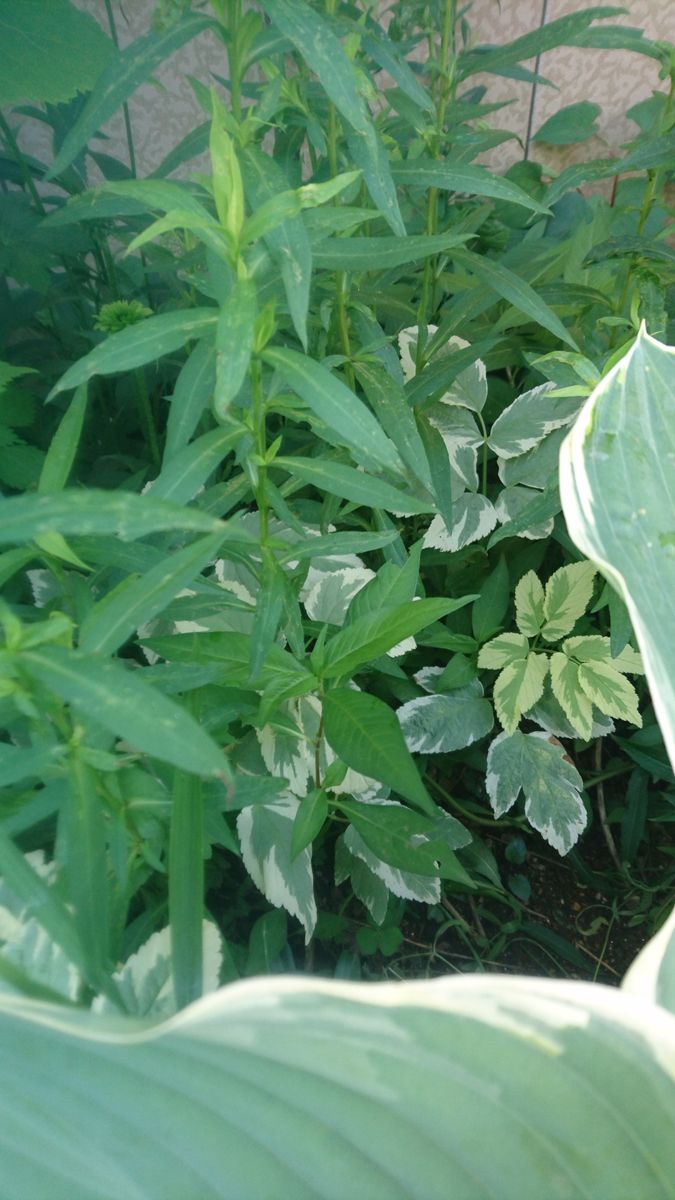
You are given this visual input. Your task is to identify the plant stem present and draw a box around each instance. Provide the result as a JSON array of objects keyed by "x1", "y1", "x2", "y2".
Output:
[
  {"x1": 134, "y1": 369, "x2": 161, "y2": 468},
  {"x1": 251, "y1": 355, "x2": 269, "y2": 543}
]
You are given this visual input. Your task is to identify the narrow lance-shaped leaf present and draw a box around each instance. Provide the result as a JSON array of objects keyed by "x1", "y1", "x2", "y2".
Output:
[
  {"x1": 0, "y1": 490, "x2": 221, "y2": 545},
  {"x1": 20, "y1": 647, "x2": 233, "y2": 782},
  {"x1": 214, "y1": 279, "x2": 256, "y2": 418},
  {"x1": 390, "y1": 161, "x2": 550, "y2": 214},
  {"x1": 48, "y1": 310, "x2": 219, "y2": 400},
  {"x1": 453, "y1": 250, "x2": 578, "y2": 350},
  {"x1": 148, "y1": 425, "x2": 242, "y2": 507},
  {"x1": 323, "y1": 689, "x2": 435, "y2": 816},
  {"x1": 274, "y1": 457, "x2": 433, "y2": 516},
  {"x1": 47, "y1": 11, "x2": 216, "y2": 178},
  {"x1": 164, "y1": 337, "x2": 216, "y2": 464},
  {"x1": 320, "y1": 597, "x2": 474, "y2": 679},
  {"x1": 169, "y1": 768, "x2": 204, "y2": 1010}
]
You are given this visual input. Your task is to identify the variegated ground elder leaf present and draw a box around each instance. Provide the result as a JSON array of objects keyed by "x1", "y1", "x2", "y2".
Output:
[{"x1": 486, "y1": 730, "x2": 587, "y2": 854}]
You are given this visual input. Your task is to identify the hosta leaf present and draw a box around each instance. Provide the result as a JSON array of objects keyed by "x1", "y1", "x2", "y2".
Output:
[
  {"x1": 323, "y1": 689, "x2": 435, "y2": 815},
  {"x1": 488, "y1": 383, "x2": 579, "y2": 458},
  {"x1": 515, "y1": 570, "x2": 545, "y2": 637},
  {"x1": 550, "y1": 653, "x2": 594, "y2": 740},
  {"x1": 541, "y1": 561, "x2": 597, "y2": 642},
  {"x1": 423, "y1": 494, "x2": 497, "y2": 552},
  {"x1": 494, "y1": 652, "x2": 549, "y2": 734},
  {"x1": 340, "y1": 799, "x2": 473, "y2": 883},
  {"x1": 577, "y1": 661, "x2": 642, "y2": 727},
  {"x1": 478, "y1": 632, "x2": 529, "y2": 670},
  {"x1": 486, "y1": 730, "x2": 587, "y2": 854},
  {"x1": 344, "y1": 825, "x2": 441, "y2": 905},
  {"x1": 237, "y1": 800, "x2": 316, "y2": 942},
  {"x1": 397, "y1": 683, "x2": 494, "y2": 753}
]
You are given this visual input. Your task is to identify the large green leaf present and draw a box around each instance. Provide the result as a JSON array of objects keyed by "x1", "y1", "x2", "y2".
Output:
[
  {"x1": 560, "y1": 329, "x2": 675, "y2": 765},
  {"x1": 20, "y1": 647, "x2": 232, "y2": 782},
  {"x1": 0, "y1": 0, "x2": 115, "y2": 107},
  {"x1": 48, "y1": 310, "x2": 218, "y2": 399},
  {"x1": 1, "y1": 967, "x2": 675, "y2": 1198},
  {"x1": 47, "y1": 12, "x2": 216, "y2": 178}
]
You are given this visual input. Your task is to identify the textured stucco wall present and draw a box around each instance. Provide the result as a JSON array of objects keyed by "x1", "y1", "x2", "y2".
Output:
[{"x1": 21, "y1": 1, "x2": 675, "y2": 179}]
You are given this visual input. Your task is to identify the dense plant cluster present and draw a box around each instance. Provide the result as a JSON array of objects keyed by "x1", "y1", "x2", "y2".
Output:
[{"x1": 0, "y1": 0, "x2": 674, "y2": 1012}]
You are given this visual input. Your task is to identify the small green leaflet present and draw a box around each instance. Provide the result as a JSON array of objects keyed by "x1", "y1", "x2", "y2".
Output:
[
  {"x1": 550, "y1": 653, "x2": 594, "y2": 740},
  {"x1": 323, "y1": 689, "x2": 435, "y2": 816},
  {"x1": 486, "y1": 730, "x2": 587, "y2": 855},
  {"x1": 478, "y1": 632, "x2": 529, "y2": 670},
  {"x1": 320, "y1": 597, "x2": 474, "y2": 679},
  {"x1": 20, "y1": 647, "x2": 232, "y2": 782},
  {"x1": 577, "y1": 661, "x2": 642, "y2": 727},
  {"x1": 263, "y1": 348, "x2": 401, "y2": 474},
  {"x1": 291, "y1": 790, "x2": 328, "y2": 860},
  {"x1": 493, "y1": 653, "x2": 549, "y2": 734},
  {"x1": 339, "y1": 800, "x2": 474, "y2": 884},
  {"x1": 541, "y1": 561, "x2": 596, "y2": 642},
  {"x1": 563, "y1": 636, "x2": 644, "y2": 674},
  {"x1": 397, "y1": 682, "x2": 494, "y2": 753},
  {"x1": 515, "y1": 571, "x2": 545, "y2": 637},
  {"x1": 48, "y1": 310, "x2": 219, "y2": 400}
]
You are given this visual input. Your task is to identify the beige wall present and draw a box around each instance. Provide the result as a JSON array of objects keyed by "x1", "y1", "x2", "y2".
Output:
[{"x1": 24, "y1": 1, "x2": 675, "y2": 179}]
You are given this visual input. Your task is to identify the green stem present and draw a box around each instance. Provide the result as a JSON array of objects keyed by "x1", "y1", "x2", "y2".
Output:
[
  {"x1": 134, "y1": 369, "x2": 161, "y2": 467},
  {"x1": 251, "y1": 356, "x2": 269, "y2": 544},
  {"x1": 476, "y1": 412, "x2": 489, "y2": 495},
  {"x1": 428, "y1": 776, "x2": 524, "y2": 829}
]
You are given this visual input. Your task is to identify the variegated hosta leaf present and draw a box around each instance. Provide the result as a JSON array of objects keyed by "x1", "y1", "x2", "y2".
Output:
[
  {"x1": 397, "y1": 681, "x2": 493, "y2": 754},
  {"x1": 302, "y1": 565, "x2": 375, "y2": 624},
  {"x1": 93, "y1": 921, "x2": 222, "y2": 1018},
  {"x1": 527, "y1": 685, "x2": 615, "y2": 740},
  {"x1": 515, "y1": 570, "x2": 545, "y2": 638},
  {"x1": 498, "y1": 425, "x2": 568, "y2": 490},
  {"x1": 486, "y1": 730, "x2": 587, "y2": 854},
  {"x1": 550, "y1": 652, "x2": 594, "y2": 740},
  {"x1": 488, "y1": 382, "x2": 580, "y2": 459},
  {"x1": 237, "y1": 799, "x2": 317, "y2": 942},
  {"x1": 541, "y1": 561, "x2": 596, "y2": 642},
  {"x1": 494, "y1": 652, "x2": 549, "y2": 734},
  {"x1": 426, "y1": 402, "x2": 481, "y2": 491},
  {"x1": 335, "y1": 834, "x2": 389, "y2": 925},
  {"x1": 424, "y1": 493, "x2": 497, "y2": 552},
  {"x1": 478, "y1": 631, "x2": 529, "y2": 671},
  {"x1": 495, "y1": 486, "x2": 554, "y2": 540},
  {"x1": 345, "y1": 825, "x2": 441, "y2": 905}
]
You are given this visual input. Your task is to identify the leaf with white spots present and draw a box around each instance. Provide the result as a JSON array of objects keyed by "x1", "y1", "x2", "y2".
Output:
[
  {"x1": 426, "y1": 403, "x2": 482, "y2": 491},
  {"x1": 515, "y1": 570, "x2": 545, "y2": 637},
  {"x1": 486, "y1": 730, "x2": 587, "y2": 854},
  {"x1": 302, "y1": 566, "x2": 375, "y2": 625},
  {"x1": 541, "y1": 561, "x2": 596, "y2": 642},
  {"x1": 495, "y1": 486, "x2": 554, "y2": 541},
  {"x1": 238, "y1": 800, "x2": 317, "y2": 942},
  {"x1": 397, "y1": 681, "x2": 494, "y2": 753},
  {"x1": 488, "y1": 383, "x2": 580, "y2": 458},
  {"x1": 424, "y1": 493, "x2": 496, "y2": 552},
  {"x1": 494, "y1": 652, "x2": 549, "y2": 734},
  {"x1": 345, "y1": 825, "x2": 441, "y2": 905}
]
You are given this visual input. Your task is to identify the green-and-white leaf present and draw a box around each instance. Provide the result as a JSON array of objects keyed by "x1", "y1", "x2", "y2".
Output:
[
  {"x1": 486, "y1": 730, "x2": 587, "y2": 854},
  {"x1": 494, "y1": 486, "x2": 555, "y2": 541},
  {"x1": 550, "y1": 652, "x2": 594, "y2": 740},
  {"x1": 489, "y1": 383, "x2": 580, "y2": 458},
  {"x1": 302, "y1": 566, "x2": 374, "y2": 625},
  {"x1": 478, "y1": 632, "x2": 529, "y2": 670},
  {"x1": 320, "y1": 598, "x2": 470, "y2": 680},
  {"x1": 424, "y1": 494, "x2": 497, "y2": 552},
  {"x1": 340, "y1": 800, "x2": 472, "y2": 883},
  {"x1": 577, "y1": 660, "x2": 642, "y2": 727},
  {"x1": 541, "y1": 561, "x2": 597, "y2": 641},
  {"x1": 93, "y1": 922, "x2": 222, "y2": 1018},
  {"x1": 397, "y1": 682, "x2": 494, "y2": 753},
  {"x1": 494, "y1": 652, "x2": 549, "y2": 734},
  {"x1": 237, "y1": 800, "x2": 316, "y2": 942},
  {"x1": 344, "y1": 824, "x2": 441, "y2": 906},
  {"x1": 563, "y1": 635, "x2": 644, "y2": 674},
  {"x1": 515, "y1": 570, "x2": 545, "y2": 637},
  {"x1": 426, "y1": 403, "x2": 482, "y2": 489}
]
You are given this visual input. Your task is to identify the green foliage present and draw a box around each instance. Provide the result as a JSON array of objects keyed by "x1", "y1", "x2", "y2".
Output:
[{"x1": 0, "y1": 0, "x2": 674, "y2": 1042}]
